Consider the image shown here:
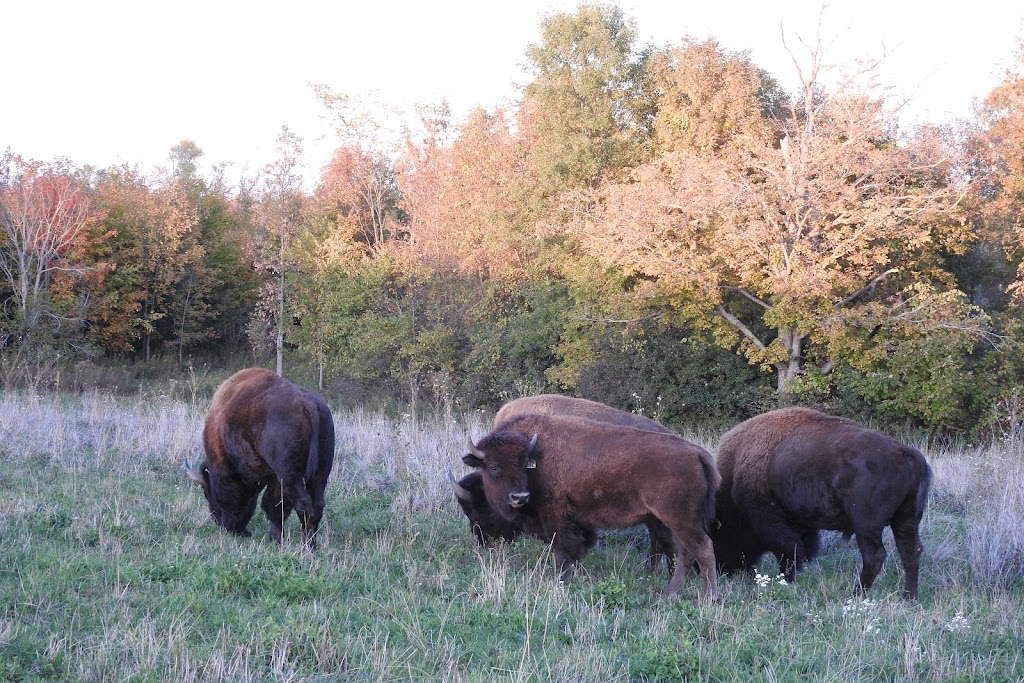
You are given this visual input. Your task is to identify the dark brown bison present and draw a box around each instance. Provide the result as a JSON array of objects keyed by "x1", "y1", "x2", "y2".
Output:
[
  {"x1": 185, "y1": 368, "x2": 335, "y2": 550},
  {"x1": 454, "y1": 395, "x2": 676, "y2": 567},
  {"x1": 713, "y1": 407, "x2": 931, "y2": 599},
  {"x1": 464, "y1": 413, "x2": 720, "y2": 599}
]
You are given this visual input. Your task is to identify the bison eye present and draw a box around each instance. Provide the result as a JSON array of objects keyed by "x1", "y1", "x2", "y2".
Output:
[{"x1": 489, "y1": 465, "x2": 499, "y2": 473}]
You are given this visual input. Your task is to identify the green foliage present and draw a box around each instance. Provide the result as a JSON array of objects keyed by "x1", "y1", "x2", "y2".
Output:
[
  {"x1": 524, "y1": 3, "x2": 654, "y2": 190},
  {"x1": 802, "y1": 288, "x2": 1001, "y2": 432},
  {"x1": 570, "y1": 322, "x2": 774, "y2": 430},
  {"x1": 627, "y1": 640, "x2": 701, "y2": 682},
  {"x1": 459, "y1": 276, "x2": 572, "y2": 405},
  {"x1": 4, "y1": 8, "x2": 1022, "y2": 435}
]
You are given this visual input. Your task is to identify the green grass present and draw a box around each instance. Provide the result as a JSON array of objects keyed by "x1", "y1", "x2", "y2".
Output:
[{"x1": 1, "y1": 390, "x2": 1022, "y2": 682}]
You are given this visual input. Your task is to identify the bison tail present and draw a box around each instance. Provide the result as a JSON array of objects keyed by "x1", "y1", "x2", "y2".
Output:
[
  {"x1": 697, "y1": 448, "x2": 720, "y2": 534},
  {"x1": 305, "y1": 402, "x2": 321, "y2": 482}
]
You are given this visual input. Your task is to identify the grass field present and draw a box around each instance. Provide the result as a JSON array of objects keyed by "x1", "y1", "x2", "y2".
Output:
[{"x1": 1, "y1": 390, "x2": 1022, "y2": 682}]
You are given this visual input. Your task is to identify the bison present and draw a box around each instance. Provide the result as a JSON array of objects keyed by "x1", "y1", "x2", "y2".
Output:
[
  {"x1": 493, "y1": 394, "x2": 673, "y2": 434},
  {"x1": 184, "y1": 368, "x2": 335, "y2": 550},
  {"x1": 450, "y1": 470, "x2": 524, "y2": 546},
  {"x1": 713, "y1": 407, "x2": 931, "y2": 599},
  {"x1": 453, "y1": 394, "x2": 676, "y2": 567},
  {"x1": 464, "y1": 413, "x2": 720, "y2": 600}
]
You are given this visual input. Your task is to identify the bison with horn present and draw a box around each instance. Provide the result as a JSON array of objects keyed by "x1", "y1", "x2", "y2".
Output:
[
  {"x1": 463, "y1": 413, "x2": 720, "y2": 600},
  {"x1": 185, "y1": 368, "x2": 335, "y2": 550},
  {"x1": 452, "y1": 394, "x2": 678, "y2": 567}
]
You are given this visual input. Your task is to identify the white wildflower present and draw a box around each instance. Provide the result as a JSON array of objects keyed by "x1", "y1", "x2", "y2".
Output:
[{"x1": 943, "y1": 611, "x2": 972, "y2": 633}]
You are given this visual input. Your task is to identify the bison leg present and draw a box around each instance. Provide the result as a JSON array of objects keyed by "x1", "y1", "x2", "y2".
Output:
[
  {"x1": 748, "y1": 513, "x2": 808, "y2": 583},
  {"x1": 770, "y1": 530, "x2": 821, "y2": 581},
  {"x1": 891, "y1": 518, "x2": 924, "y2": 600},
  {"x1": 664, "y1": 529, "x2": 718, "y2": 601},
  {"x1": 644, "y1": 520, "x2": 674, "y2": 573},
  {"x1": 260, "y1": 483, "x2": 294, "y2": 545},
  {"x1": 551, "y1": 522, "x2": 591, "y2": 582},
  {"x1": 655, "y1": 506, "x2": 719, "y2": 599},
  {"x1": 852, "y1": 528, "x2": 887, "y2": 596},
  {"x1": 297, "y1": 500, "x2": 325, "y2": 551},
  {"x1": 802, "y1": 530, "x2": 822, "y2": 562}
]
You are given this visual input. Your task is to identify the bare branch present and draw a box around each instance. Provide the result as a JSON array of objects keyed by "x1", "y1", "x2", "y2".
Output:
[
  {"x1": 720, "y1": 285, "x2": 771, "y2": 309},
  {"x1": 837, "y1": 268, "x2": 899, "y2": 307},
  {"x1": 715, "y1": 305, "x2": 767, "y2": 351}
]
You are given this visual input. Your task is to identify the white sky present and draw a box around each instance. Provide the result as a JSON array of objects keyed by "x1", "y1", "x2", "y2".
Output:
[{"x1": 4, "y1": 1, "x2": 1023, "y2": 183}]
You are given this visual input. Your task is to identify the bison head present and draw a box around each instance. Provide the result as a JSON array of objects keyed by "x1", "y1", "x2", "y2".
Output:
[
  {"x1": 450, "y1": 470, "x2": 523, "y2": 545},
  {"x1": 184, "y1": 458, "x2": 258, "y2": 537},
  {"x1": 707, "y1": 502, "x2": 764, "y2": 574},
  {"x1": 461, "y1": 431, "x2": 538, "y2": 520}
]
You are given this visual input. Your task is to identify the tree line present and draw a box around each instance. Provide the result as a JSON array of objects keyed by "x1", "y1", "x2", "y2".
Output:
[{"x1": 3, "y1": 5, "x2": 1024, "y2": 436}]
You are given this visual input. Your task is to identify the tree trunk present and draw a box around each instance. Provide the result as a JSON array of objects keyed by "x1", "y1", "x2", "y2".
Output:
[
  {"x1": 775, "y1": 326, "x2": 805, "y2": 406},
  {"x1": 276, "y1": 235, "x2": 285, "y2": 377}
]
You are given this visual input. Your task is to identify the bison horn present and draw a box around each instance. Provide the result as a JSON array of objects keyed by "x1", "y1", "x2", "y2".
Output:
[
  {"x1": 448, "y1": 470, "x2": 473, "y2": 501},
  {"x1": 466, "y1": 436, "x2": 485, "y2": 459},
  {"x1": 527, "y1": 434, "x2": 538, "y2": 453},
  {"x1": 183, "y1": 458, "x2": 206, "y2": 487}
]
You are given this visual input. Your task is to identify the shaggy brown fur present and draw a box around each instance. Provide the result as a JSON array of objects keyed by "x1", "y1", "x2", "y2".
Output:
[
  {"x1": 494, "y1": 394, "x2": 674, "y2": 434},
  {"x1": 464, "y1": 413, "x2": 720, "y2": 600},
  {"x1": 457, "y1": 394, "x2": 677, "y2": 565},
  {"x1": 714, "y1": 407, "x2": 931, "y2": 599},
  {"x1": 185, "y1": 368, "x2": 335, "y2": 550}
]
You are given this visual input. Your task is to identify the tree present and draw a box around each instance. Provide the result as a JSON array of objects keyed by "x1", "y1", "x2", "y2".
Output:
[
  {"x1": 167, "y1": 140, "x2": 204, "y2": 189},
  {"x1": 973, "y1": 39, "x2": 1024, "y2": 299},
  {"x1": 0, "y1": 154, "x2": 104, "y2": 371},
  {"x1": 90, "y1": 157, "x2": 236, "y2": 361},
  {"x1": 523, "y1": 3, "x2": 654, "y2": 193},
  {"x1": 315, "y1": 145, "x2": 402, "y2": 250},
  {"x1": 401, "y1": 105, "x2": 539, "y2": 278},
  {"x1": 314, "y1": 86, "x2": 406, "y2": 250},
  {"x1": 250, "y1": 126, "x2": 305, "y2": 375},
  {"x1": 650, "y1": 38, "x2": 786, "y2": 155},
  {"x1": 580, "y1": 35, "x2": 990, "y2": 410},
  {"x1": 287, "y1": 213, "x2": 364, "y2": 389},
  {"x1": 86, "y1": 166, "x2": 150, "y2": 354},
  {"x1": 137, "y1": 183, "x2": 204, "y2": 361}
]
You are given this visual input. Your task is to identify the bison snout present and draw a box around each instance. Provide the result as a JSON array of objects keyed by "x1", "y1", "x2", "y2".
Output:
[{"x1": 508, "y1": 491, "x2": 530, "y2": 508}]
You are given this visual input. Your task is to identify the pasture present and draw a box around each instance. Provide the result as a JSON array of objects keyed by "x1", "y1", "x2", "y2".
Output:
[{"x1": 1, "y1": 389, "x2": 1022, "y2": 682}]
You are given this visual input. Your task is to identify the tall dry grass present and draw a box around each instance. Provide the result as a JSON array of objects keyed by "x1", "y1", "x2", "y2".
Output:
[{"x1": 1, "y1": 389, "x2": 1023, "y2": 682}]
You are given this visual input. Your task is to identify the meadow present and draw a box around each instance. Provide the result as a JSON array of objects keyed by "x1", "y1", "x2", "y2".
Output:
[{"x1": 1, "y1": 389, "x2": 1023, "y2": 682}]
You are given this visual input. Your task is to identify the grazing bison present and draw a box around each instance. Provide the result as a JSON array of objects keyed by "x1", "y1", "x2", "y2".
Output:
[
  {"x1": 185, "y1": 368, "x2": 335, "y2": 550},
  {"x1": 454, "y1": 394, "x2": 675, "y2": 567},
  {"x1": 713, "y1": 407, "x2": 931, "y2": 599},
  {"x1": 464, "y1": 413, "x2": 720, "y2": 599},
  {"x1": 450, "y1": 470, "x2": 524, "y2": 546}
]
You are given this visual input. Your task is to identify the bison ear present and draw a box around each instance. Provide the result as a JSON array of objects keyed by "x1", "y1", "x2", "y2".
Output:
[{"x1": 462, "y1": 453, "x2": 484, "y2": 468}]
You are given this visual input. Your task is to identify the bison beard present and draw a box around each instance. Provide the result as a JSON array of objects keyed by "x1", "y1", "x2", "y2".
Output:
[
  {"x1": 463, "y1": 413, "x2": 720, "y2": 600},
  {"x1": 184, "y1": 368, "x2": 335, "y2": 550},
  {"x1": 713, "y1": 407, "x2": 932, "y2": 599}
]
